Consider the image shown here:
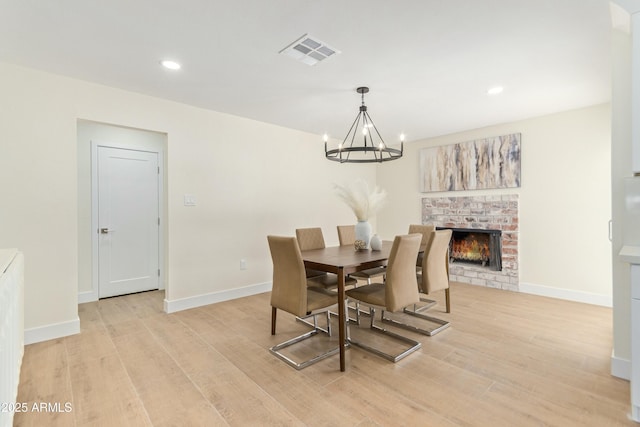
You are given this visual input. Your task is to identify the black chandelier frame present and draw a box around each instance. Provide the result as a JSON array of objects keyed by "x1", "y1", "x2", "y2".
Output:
[{"x1": 325, "y1": 87, "x2": 403, "y2": 163}]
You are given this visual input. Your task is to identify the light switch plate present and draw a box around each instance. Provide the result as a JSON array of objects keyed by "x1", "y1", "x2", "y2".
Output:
[{"x1": 184, "y1": 194, "x2": 197, "y2": 206}]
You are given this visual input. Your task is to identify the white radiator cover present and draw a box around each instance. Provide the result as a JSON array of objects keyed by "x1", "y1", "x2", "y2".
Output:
[{"x1": 0, "y1": 249, "x2": 24, "y2": 427}]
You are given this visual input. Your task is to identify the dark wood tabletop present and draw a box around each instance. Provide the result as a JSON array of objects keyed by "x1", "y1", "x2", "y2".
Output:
[{"x1": 301, "y1": 240, "x2": 394, "y2": 274}]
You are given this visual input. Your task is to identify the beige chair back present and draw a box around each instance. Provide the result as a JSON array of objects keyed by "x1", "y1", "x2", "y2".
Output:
[
  {"x1": 419, "y1": 229, "x2": 452, "y2": 294},
  {"x1": 295, "y1": 227, "x2": 326, "y2": 251},
  {"x1": 384, "y1": 234, "x2": 422, "y2": 312},
  {"x1": 337, "y1": 225, "x2": 355, "y2": 246},
  {"x1": 408, "y1": 224, "x2": 436, "y2": 247},
  {"x1": 408, "y1": 224, "x2": 435, "y2": 267},
  {"x1": 267, "y1": 236, "x2": 308, "y2": 317}
]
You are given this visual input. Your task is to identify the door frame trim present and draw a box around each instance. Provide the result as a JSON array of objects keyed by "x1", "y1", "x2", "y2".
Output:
[{"x1": 90, "y1": 141, "x2": 165, "y2": 301}]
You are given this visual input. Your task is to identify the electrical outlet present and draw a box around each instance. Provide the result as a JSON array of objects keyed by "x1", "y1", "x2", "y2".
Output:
[{"x1": 240, "y1": 259, "x2": 247, "y2": 270}]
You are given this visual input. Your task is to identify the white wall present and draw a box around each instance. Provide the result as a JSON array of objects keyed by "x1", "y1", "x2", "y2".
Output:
[
  {"x1": 377, "y1": 104, "x2": 612, "y2": 302},
  {"x1": 0, "y1": 59, "x2": 614, "y2": 342},
  {"x1": 0, "y1": 62, "x2": 374, "y2": 338}
]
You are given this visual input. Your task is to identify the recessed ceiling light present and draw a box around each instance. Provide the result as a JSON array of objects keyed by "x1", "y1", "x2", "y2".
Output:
[
  {"x1": 487, "y1": 86, "x2": 504, "y2": 95},
  {"x1": 160, "y1": 60, "x2": 181, "y2": 70}
]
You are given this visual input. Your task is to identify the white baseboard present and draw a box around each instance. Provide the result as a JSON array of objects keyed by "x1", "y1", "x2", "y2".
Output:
[
  {"x1": 611, "y1": 350, "x2": 631, "y2": 380},
  {"x1": 24, "y1": 317, "x2": 80, "y2": 345},
  {"x1": 164, "y1": 281, "x2": 272, "y2": 313},
  {"x1": 78, "y1": 290, "x2": 97, "y2": 304},
  {"x1": 518, "y1": 282, "x2": 612, "y2": 307}
]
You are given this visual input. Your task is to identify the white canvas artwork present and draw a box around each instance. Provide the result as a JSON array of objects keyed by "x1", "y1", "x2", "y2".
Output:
[{"x1": 420, "y1": 133, "x2": 521, "y2": 192}]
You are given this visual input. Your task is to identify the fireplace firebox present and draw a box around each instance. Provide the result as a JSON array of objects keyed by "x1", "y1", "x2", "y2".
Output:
[{"x1": 437, "y1": 227, "x2": 502, "y2": 271}]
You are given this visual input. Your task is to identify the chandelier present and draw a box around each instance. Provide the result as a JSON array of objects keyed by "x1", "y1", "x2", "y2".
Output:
[{"x1": 325, "y1": 87, "x2": 403, "y2": 163}]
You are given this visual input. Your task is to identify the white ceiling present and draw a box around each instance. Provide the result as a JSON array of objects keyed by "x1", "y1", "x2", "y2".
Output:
[{"x1": 0, "y1": 0, "x2": 612, "y2": 143}]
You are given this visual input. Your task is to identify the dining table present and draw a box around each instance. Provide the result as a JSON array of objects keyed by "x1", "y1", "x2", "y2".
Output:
[{"x1": 300, "y1": 240, "x2": 395, "y2": 372}]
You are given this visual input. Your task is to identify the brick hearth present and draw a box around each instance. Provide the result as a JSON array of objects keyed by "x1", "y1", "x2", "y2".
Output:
[{"x1": 421, "y1": 194, "x2": 519, "y2": 291}]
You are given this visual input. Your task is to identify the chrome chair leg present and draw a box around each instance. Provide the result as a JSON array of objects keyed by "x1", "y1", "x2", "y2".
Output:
[
  {"x1": 295, "y1": 312, "x2": 331, "y2": 334},
  {"x1": 271, "y1": 311, "x2": 338, "y2": 370},
  {"x1": 346, "y1": 297, "x2": 362, "y2": 325},
  {"x1": 406, "y1": 297, "x2": 437, "y2": 313},
  {"x1": 384, "y1": 308, "x2": 450, "y2": 336},
  {"x1": 346, "y1": 306, "x2": 422, "y2": 362}
]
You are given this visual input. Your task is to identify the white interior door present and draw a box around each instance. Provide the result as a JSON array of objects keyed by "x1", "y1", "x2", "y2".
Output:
[{"x1": 97, "y1": 146, "x2": 160, "y2": 298}]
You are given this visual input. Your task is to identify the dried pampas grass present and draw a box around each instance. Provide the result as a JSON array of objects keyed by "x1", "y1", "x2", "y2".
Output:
[{"x1": 333, "y1": 179, "x2": 387, "y2": 221}]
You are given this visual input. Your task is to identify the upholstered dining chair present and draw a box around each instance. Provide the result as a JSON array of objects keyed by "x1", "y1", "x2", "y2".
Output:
[
  {"x1": 392, "y1": 228, "x2": 453, "y2": 336},
  {"x1": 336, "y1": 225, "x2": 386, "y2": 284},
  {"x1": 336, "y1": 224, "x2": 356, "y2": 246},
  {"x1": 295, "y1": 227, "x2": 357, "y2": 290},
  {"x1": 345, "y1": 234, "x2": 423, "y2": 362},
  {"x1": 267, "y1": 235, "x2": 340, "y2": 370},
  {"x1": 408, "y1": 223, "x2": 436, "y2": 269},
  {"x1": 407, "y1": 223, "x2": 437, "y2": 310}
]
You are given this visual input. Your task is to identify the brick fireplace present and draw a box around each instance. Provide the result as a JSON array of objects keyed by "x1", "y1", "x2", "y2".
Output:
[{"x1": 422, "y1": 195, "x2": 519, "y2": 291}]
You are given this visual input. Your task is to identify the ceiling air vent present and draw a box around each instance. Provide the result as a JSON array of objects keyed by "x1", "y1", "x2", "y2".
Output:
[{"x1": 279, "y1": 34, "x2": 340, "y2": 66}]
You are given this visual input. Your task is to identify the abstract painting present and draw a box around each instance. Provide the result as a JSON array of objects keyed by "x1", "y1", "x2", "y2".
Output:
[{"x1": 419, "y1": 133, "x2": 521, "y2": 192}]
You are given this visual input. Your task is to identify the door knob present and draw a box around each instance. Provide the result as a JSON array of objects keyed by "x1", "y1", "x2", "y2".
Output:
[{"x1": 100, "y1": 228, "x2": 110, "y2": 234}]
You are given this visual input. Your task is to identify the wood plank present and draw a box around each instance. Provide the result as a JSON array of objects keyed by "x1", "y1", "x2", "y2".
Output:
[
  {"x1": 14, "y1": 282, "x2": 635, "y2": 426},
  {"x1": 14, "y1": 339, "x2": 75, "y2": 427}
]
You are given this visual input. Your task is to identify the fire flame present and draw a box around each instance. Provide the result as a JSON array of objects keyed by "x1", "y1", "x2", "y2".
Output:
[{"x1": 451, "y1": 234, "x2": 490, "y2": 262}]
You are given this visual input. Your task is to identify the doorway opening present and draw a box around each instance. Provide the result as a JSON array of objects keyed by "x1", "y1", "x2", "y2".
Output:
[{"x1": 77, "y1": 120, "x2": 166, "y2": 304}]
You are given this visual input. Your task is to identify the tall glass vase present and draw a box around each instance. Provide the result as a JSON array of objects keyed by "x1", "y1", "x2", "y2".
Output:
[{"x1": 354, "y1": 220, "x2": 372, "y2": 250}]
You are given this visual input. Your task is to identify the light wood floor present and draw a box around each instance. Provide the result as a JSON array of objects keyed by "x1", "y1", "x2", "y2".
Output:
[{"x1": 14, "y1": 282, "x2": 636, "y2": 426}]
